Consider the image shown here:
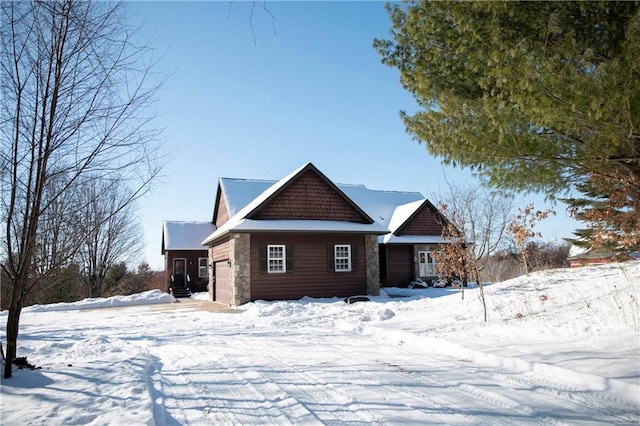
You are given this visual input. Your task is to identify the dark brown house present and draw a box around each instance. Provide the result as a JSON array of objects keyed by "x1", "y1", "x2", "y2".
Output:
[
  {"x1": 161, "y1": 163, "x2": 451, "y2": 305},
  {"x1": 195, "y1": 163, "x2": 450, "y2": 306}
]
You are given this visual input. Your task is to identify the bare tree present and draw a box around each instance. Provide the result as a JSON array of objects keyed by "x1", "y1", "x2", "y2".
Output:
[
  {"x1": 437, "y1": 181, "x2": 513, "y2": 281},
  {"x1": 77, "y1": 179, "x2": 143, "y2": 298},
  {"x1": 506, "y1": 204, "x2": 555, "y2": 275},
  {"x1": 0, "y1": 0, "x2": 162, "y2": 378},
  {"x1": 433, "y1": 204, "x2": 488, "y2": 321}
]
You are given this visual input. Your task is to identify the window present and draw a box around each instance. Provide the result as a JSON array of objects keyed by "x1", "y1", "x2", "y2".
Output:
[
  {"x1": 426, "y1": 251, "x2": 438, "y2": 276},
  {"x1": 259, "y1": 245, "x2": 293, "y2": 273},
  {"x1": 173, "y1": 258, "x2": 186, "y2": 275},
  {"x1": 334, "y1": 245, "x2": 351, "y2": 272},
  {"x1": 268, "y1": 245, "x2": 286, "y2": 273},
  {"x1": 198, "y1": 258, "x2": 208, "y2": 278}
]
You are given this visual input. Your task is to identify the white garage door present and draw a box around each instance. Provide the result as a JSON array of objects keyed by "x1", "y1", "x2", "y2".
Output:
[{"x1": 214, "y1": 261, "x2": 232, "y2": 306}]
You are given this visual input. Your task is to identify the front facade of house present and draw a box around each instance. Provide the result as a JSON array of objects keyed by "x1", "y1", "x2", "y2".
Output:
[
  {"x1": 203, "y1": 163, "x2": 387, "y2": 306},
  {"x1": 162, "y1": 163, "x2": 450, "y2": 306}
]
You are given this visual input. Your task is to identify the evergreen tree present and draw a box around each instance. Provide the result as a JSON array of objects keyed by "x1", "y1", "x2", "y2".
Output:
[{"x1": 375, "y1": 1, "x2": 639, "y2": 249}]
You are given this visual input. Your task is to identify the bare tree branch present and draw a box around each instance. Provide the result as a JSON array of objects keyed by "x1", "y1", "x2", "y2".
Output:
[{"x1": 1, "y1": 0, "x2": 164, "y2": 378}]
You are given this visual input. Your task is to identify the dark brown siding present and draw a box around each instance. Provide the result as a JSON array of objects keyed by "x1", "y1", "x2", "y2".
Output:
[
  {"x1": 215, "y1": 191, "x2": 231, "y2": 228},
  {"x1": 398, "y1": 203, "x2": 446, "y2": 236},
  {"x1": 250, "y1": 233, "x2": 367, "y2": 301},
  {"x1": 211, "y1": 237, "x2": 230, "y2": 262},
  {"x1": 165, "y1": 250, "x2": 209, "y2": 292},
  {"x1": 382, "y1": 245, "x2": 413, "y2": 286},
  {"x1": 250, "y1": 170, "x2": 369, "y2": 223}
]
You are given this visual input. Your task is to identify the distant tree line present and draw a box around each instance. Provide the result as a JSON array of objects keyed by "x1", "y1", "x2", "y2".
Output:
[
  {"x1": 0, "y1": 262, "x2": 164, "y2": 311},
  {"x1": 434, "y1": 182, "x2": 569, "y2": 284},
  {"x1": 480, "y1": 241, "x2": 571, "y2": 283}
]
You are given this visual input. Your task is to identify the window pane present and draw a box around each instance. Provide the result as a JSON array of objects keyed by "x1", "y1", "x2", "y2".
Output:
[
  {"x1": 334, "y1": 245, "x2": 351, "y2": 272},
  {"x1": 198, "y1": 258, "x2": 208, "y2": 278},
  {"x1": 268, "y1": 245, "x2": 286, "y2": 273}
]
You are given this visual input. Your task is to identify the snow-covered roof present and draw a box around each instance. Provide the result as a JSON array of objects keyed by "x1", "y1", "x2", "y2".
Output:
[
  {"x1": 162, "y1": 221, "x2": 216, "y2": 253},
  {"x1": 224, "y1": 219, "x2": 389, "y2": 234},
  {"x1": 386, "y1": 200, "x2": 426, "y2": 234},
  {"x1": 219, "y1": 178, "x2": 273, "y2": 218},
  {"x1": 381, "y1": 234, "x2": 449, "y2": 244},
  {"x1": 568, "y1": 244, "x2": 589, "y2": 258},
  {"x1": 216, "y1": 178, "x2": 425, "y2": 229},
  {"x1": 338, "y1": 185, "x2": 424, "y2": 229},
  {"x1": 203, "y1": 163, "x2": 438, "y2": 246}
]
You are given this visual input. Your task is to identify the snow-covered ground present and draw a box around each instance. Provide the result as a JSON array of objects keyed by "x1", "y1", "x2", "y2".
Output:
[{"x1": 1, "y1": 262, "x2": 639, "y2": 425}]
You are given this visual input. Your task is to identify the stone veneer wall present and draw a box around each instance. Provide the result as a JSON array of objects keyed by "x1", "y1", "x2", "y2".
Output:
[
  {"x1": 207, "y1": 246, "x2": 215, "y2": 301},
  {"x1": 231, "y1": 233, "x2": 251, "y2": 306},
  {"x1": 365, "y1": 234, "x2": 380, "y2": 296}
]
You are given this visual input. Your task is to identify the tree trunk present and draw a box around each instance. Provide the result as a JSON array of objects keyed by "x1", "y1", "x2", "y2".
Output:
[{"x1": 4, "y1": 277, "x2": 25, "y2": 378}]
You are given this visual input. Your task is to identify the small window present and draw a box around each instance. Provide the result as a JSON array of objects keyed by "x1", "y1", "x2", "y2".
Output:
[
  {"x1": 268, "y1": 245, "x2": 286, "y2": 273},
  {"x1": 426, "y1": 251, "x2": 438, "y2": 276},
  {"x1": 334, "y1": 245, "x2": 351, "y2": 272},
  {"x1": 198, "y1": 258, "x2": 208, "y2": 278}
]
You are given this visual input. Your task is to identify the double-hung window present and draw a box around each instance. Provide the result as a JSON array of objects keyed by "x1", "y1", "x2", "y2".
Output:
[
  {"x1": 198, "y1": 258, "x2": 208, "y2": 278},
  {"x1": 334, "y1": 244, "x2": 351, "y2": 272},
  {"x1": 267, "y1": 245, "x2": 286, "y2": 273}
]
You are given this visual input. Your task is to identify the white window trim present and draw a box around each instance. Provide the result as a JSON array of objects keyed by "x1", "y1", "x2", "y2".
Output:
[
  {"x1": 334, "y1": 244, "x2": 351, "y2": 272},
  {"x1": 267, "y1": 244, "x2": 286, "y2": 274},
  {"x1": 198, "y1": 257, "x2": 208, "y2": 278}
]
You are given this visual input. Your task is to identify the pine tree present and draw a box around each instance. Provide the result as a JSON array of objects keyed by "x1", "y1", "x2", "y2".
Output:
[{"x1": 375, "y1": 1, "x2": 640, "y2": 250}]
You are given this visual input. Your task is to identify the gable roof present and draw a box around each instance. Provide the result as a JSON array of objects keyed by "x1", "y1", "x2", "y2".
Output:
[
  {"x1": 203, "y1": 163, "x2": 388, "y2": 245},
  {"x1": 213, "y1": 178, "x2": 272, "y2": 223},
  {"x1": 245, "y1": 163, "x2": 375, "y2": 223},
  {"x1": 162, "y1": 221, "x2": 215, "y2": 254},
  {"x1": 202, "y1": 163, "x2": 449, "y2": 246},
  {"x1": 214, "y1": 175, "x2": 426, "y2": 229},
  {"x1": 375, "y1": 198, "x2": 449, "y2": 244}
]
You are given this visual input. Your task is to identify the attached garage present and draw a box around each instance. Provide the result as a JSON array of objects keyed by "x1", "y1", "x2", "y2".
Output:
[{"x1": 214, "y1": 261, "x2": 232, "y2": 305}]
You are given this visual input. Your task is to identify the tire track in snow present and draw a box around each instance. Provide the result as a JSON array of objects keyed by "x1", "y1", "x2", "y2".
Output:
[
  {"x1": 450, "y1": 360, "x2": 640, "y2": 425},
  {"x1": 376, "y1": 354, "x2": 639, "y2": 425},
  {"x1": 140, "y1": 311, "x2": 638, "y2": 425},
  {"x1": 230, "y1": 339, "x2": 385, "y2": 425},
  {"x1": 364, "y1": 324, "x2": 640, "y2": 424},
  {"x1": 148, "y1": 342, "x2": 322, "y2": 425},
  {"x1": 237, "y1": 335, "x2": 547, "y2": 425}
]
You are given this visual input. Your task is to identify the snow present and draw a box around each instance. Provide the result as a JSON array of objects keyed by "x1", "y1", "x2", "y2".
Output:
[
  {"x1": 2, "y1": 262, "x2": 639, "y2": 425},
  {"x1": 162, "y1": 221, "x2": 216, "y2": 251},
  {"x1": 219, "y1": 178, "x2": 274, "y2": 218},
  {"x1": 227, "y1": 219, "x2": 389, "y2": 234}
]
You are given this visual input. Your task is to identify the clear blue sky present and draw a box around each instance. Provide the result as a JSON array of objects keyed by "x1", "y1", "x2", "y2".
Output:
[{"x1": 126, "y1": 1, "x2": 580, "y2": 270}]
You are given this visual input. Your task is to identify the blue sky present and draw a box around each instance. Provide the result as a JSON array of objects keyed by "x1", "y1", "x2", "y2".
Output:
[{"x1": 127, "y1": 1, "x2": 579, "y2": 270}]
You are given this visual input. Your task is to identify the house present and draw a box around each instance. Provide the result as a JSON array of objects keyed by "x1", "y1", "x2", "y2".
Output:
[
  {"x1": 161, "y1": 221, "x2": 216, "y2": 293},
  {"x1": 567, "y1": 244, "x2": 634, "y2": 268},
  {"x1": 162, "y1": 163, "x2": 451, "y2": 306}
]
